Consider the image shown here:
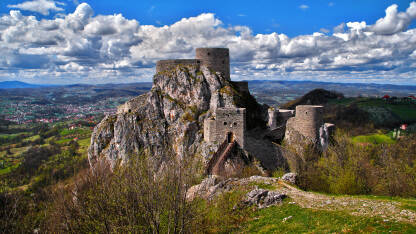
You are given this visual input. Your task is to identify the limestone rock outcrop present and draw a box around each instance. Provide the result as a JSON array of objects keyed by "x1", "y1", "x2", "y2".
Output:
[
  {"x1": 88, "y1": 63, "x2": 268, "y2": 170},
  {"x1": 281, "y1": 172, "x2": 297, "y2": 185},
  {"x1": 243, "y1": 189, "x2": 287, "y2": 208},
  {"x1": 88, "y1": 47, "x2": 334, "y2": 176}
]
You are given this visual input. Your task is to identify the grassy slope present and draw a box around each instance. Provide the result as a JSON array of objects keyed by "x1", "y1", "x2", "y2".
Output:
[
  {"x1": 241, "y1": 200, "x2": 416, "y2": 233},
  {"x1": 352, "y1": 133, "x2": 396, "y2": 144},
  {"x1": 0, "y1": 122, "x2": 92, "y2": 190},
  {"x1": 330, "y1": 97, "x2": 416, "y2": 124}
]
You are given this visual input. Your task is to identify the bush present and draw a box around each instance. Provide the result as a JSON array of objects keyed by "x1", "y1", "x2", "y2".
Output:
[
  {"x1": 297, "y1": 131, "x2": 416, "y2": 197},
  {"x1": 48, "y1": 151, "x2": 204, "y2": 233}
]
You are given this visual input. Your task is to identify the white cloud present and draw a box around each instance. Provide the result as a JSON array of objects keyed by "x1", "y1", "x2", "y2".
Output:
[
  {"x1": 7, "y1": 0, "x2": 65, "y2": 16},
  {"x1": 299, "y1": 4, "x2": 309, "y2": 10},
  {"x1": 0, "y1": 2, "x2": 416, "y2": 84},
  {"x1": 329, "y1": 2, "x2": 335, "y2": 7},
  {"x1": 368, "y1": 2, "x2": 416, "y2": 35}
]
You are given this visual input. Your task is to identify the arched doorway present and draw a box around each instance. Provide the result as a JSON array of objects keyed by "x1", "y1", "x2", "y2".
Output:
[{"x1": 227, "y1": 132, "x2": 234, "y2": 143}]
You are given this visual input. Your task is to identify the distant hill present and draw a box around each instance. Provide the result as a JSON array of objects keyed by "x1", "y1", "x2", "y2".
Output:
[
  {"x1": 0, "y1": 81, "x2": 46, "y2": 89},
  {"x1": 280, "y1": 88, "x2": 344, "y2": 109}
]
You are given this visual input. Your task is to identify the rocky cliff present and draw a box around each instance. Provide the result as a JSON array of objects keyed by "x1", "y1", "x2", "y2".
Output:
[{"x1": 88, "y1": 64, "x2": 273, "y2": 171}]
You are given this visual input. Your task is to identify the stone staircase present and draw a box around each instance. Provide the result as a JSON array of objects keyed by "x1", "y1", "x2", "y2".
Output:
[{"x1": 207, "y1": 139, "x2": 236, "y2": 175}]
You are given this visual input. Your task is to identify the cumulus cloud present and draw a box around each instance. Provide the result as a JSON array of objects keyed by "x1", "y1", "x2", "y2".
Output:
[
  {"x1": 369, "y1": 2, "x2": 416, "y2": 35},
  {"x1": 0, "y1": 2, "x2": 416, "y2": 84},
  {"x1": 299, "y1": 4, "x2": 309, "y2": 10},
  {"x1": 7, "y1": 0, "x2": 65, "y2": 16}
]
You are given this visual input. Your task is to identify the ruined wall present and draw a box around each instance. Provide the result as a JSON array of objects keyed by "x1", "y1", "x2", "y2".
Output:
[
  {"x1": 268, "y1": 108, "x2": 279, "y2": 129},
  {"x1": 196, "y1": 48, "x2": 230, "y2": 79},
  {"x1": 204, "y1": 108, "x2": 246, "y2": 148},
  {"x1": 293, "y1": 105, "x2": 324, "y2": 142},
  {"x1": 278, "y1": 109, "x2": 295, "y2": 123},
  {"x1": 214, "y1": 108, "x2": 246, "y2": 148},
  {"x1": 284, "y1": 105, "x2": 324, "y2": 147},
  {"x1": 156, "y1": 59, "x2": 200, "y2": 74}
]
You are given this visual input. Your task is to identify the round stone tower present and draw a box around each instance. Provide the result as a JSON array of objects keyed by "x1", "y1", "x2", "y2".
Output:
[
  {"x1": 196, "y1": 48, "x2": 230, "y2": 79},
  {"x1": 294, "y1": 105, "x2": 324, "y2": 142}
]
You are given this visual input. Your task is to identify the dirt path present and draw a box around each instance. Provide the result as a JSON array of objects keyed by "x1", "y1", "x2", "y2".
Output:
[{"x1": 277, "y1": 181, "x2": 416, "y2": 224}]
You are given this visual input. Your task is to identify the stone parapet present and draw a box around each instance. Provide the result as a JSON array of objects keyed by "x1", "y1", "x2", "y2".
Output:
[{"x1": 156, "y1": 59, "x2": 200, "y2": 74}]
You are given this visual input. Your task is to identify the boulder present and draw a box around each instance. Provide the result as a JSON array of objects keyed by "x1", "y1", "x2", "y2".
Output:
[
  {"x1": 281, "y1": 172, "x2": 297, "y2": 185},
  {"x1": 243, "y1": 189, "x2": 286, "y2": 208}
]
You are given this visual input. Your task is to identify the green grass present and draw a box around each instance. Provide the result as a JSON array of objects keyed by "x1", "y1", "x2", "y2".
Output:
[
  {"x1": 55, "y1": 138, "x2": 72, "y2": 144},
  {"x1": 388, "y1": 104, "x2": 416, "y2": 122},
  {"x1": 249, "y1": 182, "x2": 276, "y2": 190},
  {"x1": 77, "y1": 138, "x2": 91, "y2": 155},
  {"x1": 352, "y1": 133, "x2": 395, "y2": 144},
  {"x1": 355, "y1": 98, "x2": 416, "y2": 122},
  {"x1": 59, "y1": 128, "x2": 90, "y2": 137},
  {"x1": 240, "y1": 200, "x2": 416, "y2": 233},
  {"x1": 328, "y1": 97, "x2": 356, "y2": 106},
  {"x1": 77, "y1": 138, "x2": 90, "y2": 147},
  {"x1": 0, "y1": 163, "x2": 19, "y2": 175},
  {"x1": 24, "y1": 135, "x2": 40, "y2": 142}
]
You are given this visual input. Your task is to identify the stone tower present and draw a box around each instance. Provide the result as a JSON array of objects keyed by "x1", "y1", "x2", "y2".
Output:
[
  {"x1": 284, "y1": 105, "x2": 324, "y2": 146},
  {"x1": 204, "y1": 108, "x2": 246, "y2": 148},
  {"x1": 196, "y1": 48, "x2": 230, "y2": 79},
  {"x1": 293, "y1": 105, "x2": 324, "y2": 143}
]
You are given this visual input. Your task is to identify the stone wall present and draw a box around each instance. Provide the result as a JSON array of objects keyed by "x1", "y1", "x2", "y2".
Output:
[
  {"x1": 293, "y1": 105, "x2": 324, "y2": 143},
  {"x1": 268, "y1": 108, "x2": 279, "y2": 129},
  {"x1": 156, "y1": 59, "x2": 200, "y2": 74},
  {"x1": 204, "y1": 108, "x2": 246, "y2": 149},
  {"x1": 284, "y1": 105, "x2": 325, "y2": 148},
  {"x1": 196, "y1": 48, "x2": 230, "y2": 79}
]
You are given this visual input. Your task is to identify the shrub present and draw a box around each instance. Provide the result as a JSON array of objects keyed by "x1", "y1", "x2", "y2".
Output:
[
  {"x1": 48, "y1": 151, "x2": 204, "y2": 233},
  {"x1": 297, "y1": 131, "x2": 416, "y2": 197}
]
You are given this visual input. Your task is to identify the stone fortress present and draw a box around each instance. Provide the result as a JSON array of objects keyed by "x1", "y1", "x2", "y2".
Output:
[
  {"x1": 158, "y1": 48, "x2": 249, "y2": 149},
  {"x1": 156, "y1": 48, "x2": 334, "y2": 175},
  {"x1": 156, "y1": 48, "x2": 230, "y2": 79}
]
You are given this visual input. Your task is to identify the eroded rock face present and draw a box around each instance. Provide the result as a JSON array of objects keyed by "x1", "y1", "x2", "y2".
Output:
[
  {"x1": 186, "y1": 175, "x2": 278, "y2": 201},
  {"x1": 88, "y1": 65, "x2": 268, "y2": 169},
  {"x1": 243, "y1": 189, "x2": 286, "y2": 209},
  {"x1": 281, "y1": 172, "x2": 297, "y2": 185}
]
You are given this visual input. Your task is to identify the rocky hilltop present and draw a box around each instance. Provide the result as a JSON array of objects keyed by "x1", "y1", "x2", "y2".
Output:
[
  {"x1": 89, "y1": 48, "x2": 332, "y2": 174},
  {"x1": 89, "y1": 63, "x2": 270, "y2": 170}
]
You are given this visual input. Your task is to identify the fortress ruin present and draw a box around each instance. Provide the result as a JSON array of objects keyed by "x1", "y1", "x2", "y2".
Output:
[
  {"x1": 204, "y1": 108, "x2": 246, "y2": 148},
  {"x1": 155, "y1": 47, "x2": 334, "y2": 175},
  {"x1": 156, "y1": 48, "x2": 230, "y2": 79}
]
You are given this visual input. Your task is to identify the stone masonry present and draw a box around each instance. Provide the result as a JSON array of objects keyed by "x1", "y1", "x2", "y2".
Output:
[
  {"x1": 156, "y1": 48, "x2": 230, "y2": 79},
  {"x1": 284, "y1": 105, "x2": 334, "y2": 151},
  {"x1": 204, "y1": 108, "x2": 246, "y2": 149}
]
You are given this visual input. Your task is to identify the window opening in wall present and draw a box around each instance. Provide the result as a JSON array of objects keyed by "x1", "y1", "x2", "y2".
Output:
[
  {"x1": 234, "y1": 122, "x2": 237, "y2": 126},
  {"x1": 223, "y1": 122, "x2": 227, "y2": 125},
  {"x1": 207, "y1": 53, "x2": 211, "y2": 56},
  {"x1": 222, "y1": 60, "x2": 225, "y2": 64}
]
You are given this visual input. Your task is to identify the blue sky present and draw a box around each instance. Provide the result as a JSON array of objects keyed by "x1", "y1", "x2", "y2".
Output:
[{"x1": 0, "y1": 0, "x2": 416, "y2": 84}]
